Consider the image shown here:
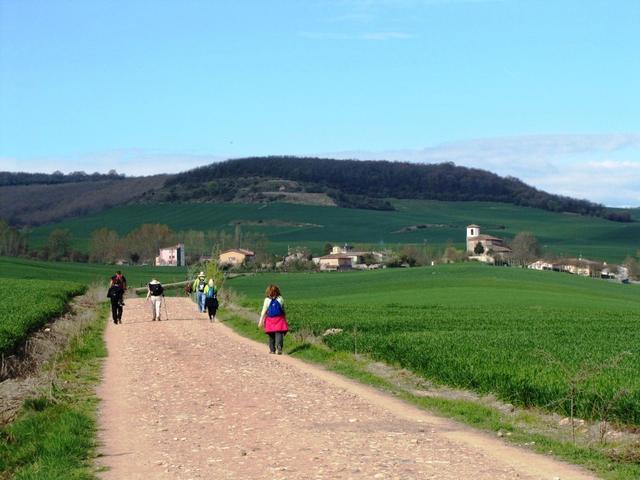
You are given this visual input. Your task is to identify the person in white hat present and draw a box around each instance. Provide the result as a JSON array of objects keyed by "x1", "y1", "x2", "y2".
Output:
[
  {"x1": 191, "y1": 272, "x2": 207, "y2": 313},
  {"x1": 146, "y1": 279, "x2": 164, "y2": 321}
]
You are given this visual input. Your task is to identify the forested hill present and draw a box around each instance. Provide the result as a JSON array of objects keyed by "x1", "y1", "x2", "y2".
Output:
[{"x1": 166, "y1": 156, "x2": 632, "y2": 222}]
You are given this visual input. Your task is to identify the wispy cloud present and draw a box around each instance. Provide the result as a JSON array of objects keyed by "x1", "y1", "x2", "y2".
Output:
[
  {"x1": 299, "y1": 30, "x2": 415, "y2": 41},
  {"x1": 323, "y1": 0, "x2": 504, "y2": 9},
  {"x1": 360, "y1": 31, "x2": 415, "y2": 40},
  {"x1": 323, "y1": 134, "x2": 640, "y2": 207},
  {"x1": 530, "y1": 160, "x2": 640, "y2": 208}
]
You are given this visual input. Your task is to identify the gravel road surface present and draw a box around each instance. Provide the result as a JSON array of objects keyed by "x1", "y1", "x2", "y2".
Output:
[{"x1": 97, "y1": 297, "x2": 596, "y2": 480}]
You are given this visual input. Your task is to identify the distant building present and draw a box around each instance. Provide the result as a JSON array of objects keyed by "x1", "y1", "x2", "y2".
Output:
[
  {"x1": 314, "y1": 253, "x2": 353, "y2": 271},
  {"x1": 219, "y1": 248, "x2": 255, "y2": 266},
  {"x1": 466, "y1": 225, "x2": 512, "y2": 263},
  {"x1": 559, "y1": 258, "x2": 602, "y2": 277},
  {"x1": 155, "y1": 243, "x2": 186, "y2": 267},
  {"x1": 527, "y1": 260, "x2": 559, "y2": 271},
  {"x1": 329, "y1": 244, "x2": 382, "y2": 266}
]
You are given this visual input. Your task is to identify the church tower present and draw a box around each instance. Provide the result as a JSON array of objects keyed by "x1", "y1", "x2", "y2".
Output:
[
  {"x1": 466, "y1": 224, "x2": 480, "y2": 239},
  {"x1": 466, "y1": 224, "x2": 481, "y2": 253}
]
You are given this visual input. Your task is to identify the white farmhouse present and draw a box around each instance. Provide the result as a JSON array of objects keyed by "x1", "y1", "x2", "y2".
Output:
[{"x1": 155, "y1": 243, "x2": 186, "y2": 267}]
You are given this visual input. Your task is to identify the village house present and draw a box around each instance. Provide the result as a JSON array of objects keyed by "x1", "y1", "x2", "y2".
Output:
[
  {"x1": 331, "y1": 244, "x2": 383, "y2": 267},
  {"x1": 155, "y1": 243, "x2": 186, "y2": 267},
  {"x1": 218, "y1": 248, "x2": 255, "y2": 267},
  {"x1": 559, "y1": 258, "x2": 602, "y2": 277},
  {"x1": 528, "y1": 258, "x2": 630, "y2": 281},
  {"x1": 466, "y1": 225, "x2": 512, "y2": 264},
  {"x1": 312, "y1": 244, "x2": 384, "y2": 271},
  {"x1": 314, "y1": 253, "x2": 353, "y2": 271},
  {"x1": 527, "y1": 260, "x2": 560, "y2": 271}
]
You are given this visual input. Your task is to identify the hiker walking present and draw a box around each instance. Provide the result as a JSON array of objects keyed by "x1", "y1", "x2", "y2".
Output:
[
  {"x1": 107, "y1": 280, "x2": 124, "y2": 324},
  {"x1": 110, "y1": 270, "x2": 127, "y2": 292},
  {"x1": 204, "y1": 279, "x2": 219, "y2": 321},
  {"x1": 192, "y1": 272, "x2": 207, "y2": 313},
  {"x1": 146, "y1": 279, "x2": 164, "y2": 321},
  {"x1": 258, "y1": 284, "x2": 289, "y2": 355}
]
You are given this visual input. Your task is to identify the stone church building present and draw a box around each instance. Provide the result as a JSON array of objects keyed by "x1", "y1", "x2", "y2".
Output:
[{"x1": 466, "y1": 224, "x2": 512, "y2": 262}]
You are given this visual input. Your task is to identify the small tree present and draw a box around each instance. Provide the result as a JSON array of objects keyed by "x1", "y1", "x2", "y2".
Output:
[
  {"x1": 323, "y1": 243, "x2": 333, "y2": 255},
  {"x1": 362, "y1": 252, "x2": 377, "y2": 265},
  {"x1": 442, "y1": 243, "x2": 464, "y2": 263},
  {"x1": 124, "y1": 224, "x2": 175, "y2": 264},
  {"x1": 0, "y1": 220, "x2": 27, "y2": 256},
  {"x1": 205, "y1": 246, "x2": 224, "y2": 289},
  {"x1": 89, "y1": 228, "x2": 122, "y2": 263},
  {"x1": 474, "y1": 241, "x2": 485, "y2": 255},
  {"x1": 624, "y1": 256, "x2": 640, "y2": 280},
  {"x1": 47, "y1": 228, "x2": 72, "y2": 261},
  {"x1": 510, "y1": 231, "x2": 541, "y2": 267}
]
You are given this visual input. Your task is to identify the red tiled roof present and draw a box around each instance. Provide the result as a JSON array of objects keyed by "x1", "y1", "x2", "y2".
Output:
[{"x1": 221, "y1": 248, "x2": 255, "y2": 256}]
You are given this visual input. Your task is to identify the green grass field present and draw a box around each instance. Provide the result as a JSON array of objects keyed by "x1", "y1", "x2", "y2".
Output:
[
  {"x1": 0, "y1": 278, "x2": 86, "y2": 355},
  {"x1": 29, "y1": 200, "x2": 640, "y2": 262},
  {"x1": 0, "y1": 256, "x2": 188, "y2": 289},
  {"x1": 0, "y1": 300, "x2": 107, "y2": 479},
  {"x1": 0, "y1": 256, "x2": 189, "y2": 353},
  {"x1": 228, "y1": 263, "x2": 640, "y2": 425}
]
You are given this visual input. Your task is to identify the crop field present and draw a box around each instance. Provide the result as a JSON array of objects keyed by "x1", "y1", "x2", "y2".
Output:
[
  {"x1": 29, "y1": 200, "x2": 640, "y2": 262},
  {"x1": 0, "y1": 257, "x2": 189, "y2": 355},
  {"x1": 0, "y1": 278, "x2": 86, "y2": 355},
  {"x1": 228, "y1": 264, "x2": 640, "y2": 425},
  {"x1": 0, "y1": 257, "x2": 188, "y2": 289}
]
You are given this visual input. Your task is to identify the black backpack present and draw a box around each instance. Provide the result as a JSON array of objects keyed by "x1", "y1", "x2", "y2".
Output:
[
  {"x1": 149, "y1": 283, "x2": 164, "y2": 296},
  {"x1": 107, "y1": 285, "x2": 123, "y2": 300}
]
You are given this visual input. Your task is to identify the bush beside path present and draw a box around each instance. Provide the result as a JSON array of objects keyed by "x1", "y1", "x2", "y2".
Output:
[{"x1": 97, "y1": 297, "x2": 595, "y2": 480}]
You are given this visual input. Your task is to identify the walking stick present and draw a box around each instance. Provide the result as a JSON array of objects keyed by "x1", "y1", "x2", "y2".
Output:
[{"x1": 163, "y1": 296, "x2": 170, "y2": 321}]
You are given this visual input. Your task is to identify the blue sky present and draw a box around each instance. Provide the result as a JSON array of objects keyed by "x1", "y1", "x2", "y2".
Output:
[{"x1": 0, "y1": 0, "x2": 639, "y2": 206}]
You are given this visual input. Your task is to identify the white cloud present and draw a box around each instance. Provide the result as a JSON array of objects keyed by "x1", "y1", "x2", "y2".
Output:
[
  {"x1": 322, "y1": 134, "x2": 640, "y2": 207},
  {"x1": 531, "y1": 163, "x2": 640, "y2": 207}
]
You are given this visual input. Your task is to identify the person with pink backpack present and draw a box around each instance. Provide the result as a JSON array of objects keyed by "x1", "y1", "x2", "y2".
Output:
[{"x1": 258, "y1": 284, "x2": 289, "y2": 354}]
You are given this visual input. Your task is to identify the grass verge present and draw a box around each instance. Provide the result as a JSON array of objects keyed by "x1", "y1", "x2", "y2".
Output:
[
  {"x1": 0, "y1": 304, "x2": 107, "y2": 480},
  {"x1": 221, "y1": 310, "x2": 640, "y2": 480}
]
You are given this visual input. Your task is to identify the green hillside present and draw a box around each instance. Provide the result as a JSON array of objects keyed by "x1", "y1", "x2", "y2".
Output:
[
  {"x1": 0, "y1": 257, "x2": 187, "y2": 288},
  {"x1": 228, "y1": 264, "x2": 640, "y2": 424},
  {"x1": 30, "y1": 200, "x2": 639, "y2": 262}
]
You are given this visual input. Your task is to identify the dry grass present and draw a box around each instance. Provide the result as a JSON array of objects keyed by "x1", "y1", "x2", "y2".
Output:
[{"x1": 0, "y1": 283, "x2": 104, "y2": 424}]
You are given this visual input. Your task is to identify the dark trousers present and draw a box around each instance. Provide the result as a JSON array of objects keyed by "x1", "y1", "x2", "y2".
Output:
[
  {"x1": 205, "y1": 298, "x2": 218, "y2": 319},
  {"x1": 110, "y1": 301, "x2": 123, "y2": 323},
  {"x1": 267, "y1": 331, "x2": 285, "y2": 353}
]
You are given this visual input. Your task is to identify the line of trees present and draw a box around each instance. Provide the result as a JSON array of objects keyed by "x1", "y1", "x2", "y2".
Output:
[
  {"x1": 88, "y1": 224, "x2": 270, "y2": 265},
  {"x1": 0, "y1": 170, "x2": 124, "y2": 187}
]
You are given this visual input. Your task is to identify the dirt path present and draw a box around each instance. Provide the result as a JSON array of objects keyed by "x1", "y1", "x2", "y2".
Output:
[{"x1": 97, "y1": 298, "x2": 597, "y2": 479}]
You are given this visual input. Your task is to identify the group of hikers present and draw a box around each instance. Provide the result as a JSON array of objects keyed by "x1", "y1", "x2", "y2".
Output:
[
  {"x1": 188, "y1": 271, "x2": 219, "y2": 321},
  {"x1": 105, "y1": 270, "x2": 289, "y2": 354}
]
